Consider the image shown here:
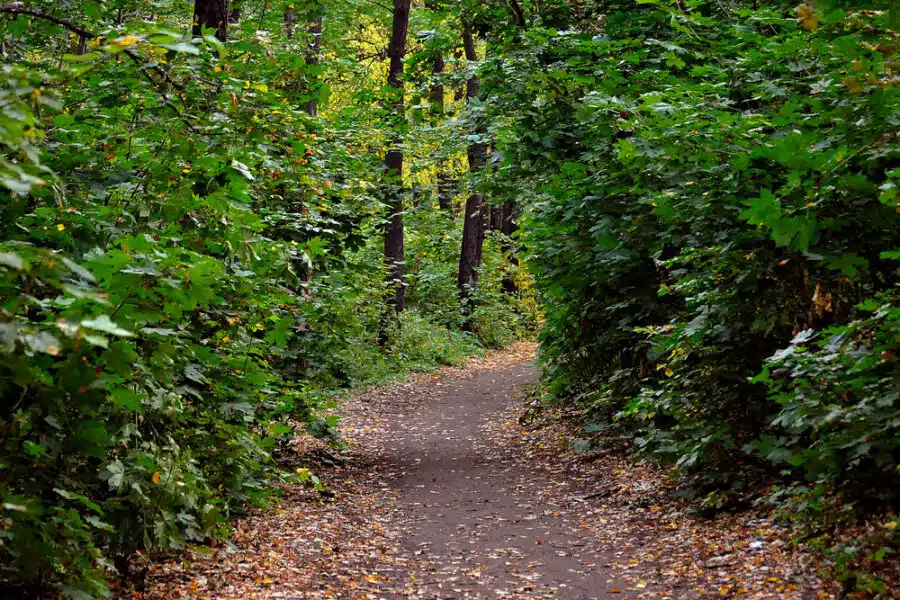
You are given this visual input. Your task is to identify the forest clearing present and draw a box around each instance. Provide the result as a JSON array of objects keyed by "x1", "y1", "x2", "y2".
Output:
[{"x1": 1, "y1": 0, "x2": 898, "y2": 598}]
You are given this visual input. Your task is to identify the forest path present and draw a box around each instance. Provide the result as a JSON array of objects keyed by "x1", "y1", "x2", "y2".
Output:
[
  {"x1": 135, "y1": 344, "x2": 821, "y2": 600},
  {"x1": 374, "y1": 351, "x2": 616, "y2": 599}
]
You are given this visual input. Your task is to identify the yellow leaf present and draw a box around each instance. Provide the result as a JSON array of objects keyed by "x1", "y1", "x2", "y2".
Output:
[
  {"x1": 843, "y1": 77, "x2": 865, "y2": 94},
  {"x1": 151, "y1": 472, "x2": 161, "y2": 485},
  {"x1": 795, "y1": 4, "x2": 818, "y2": 31},
  {"x1": 112, "y1": 34, "x2": 139, "y2": 47}
]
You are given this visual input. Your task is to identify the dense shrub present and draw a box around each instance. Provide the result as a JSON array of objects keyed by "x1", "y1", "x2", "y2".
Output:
[
  {"x1": 0, "y1": 6, "x2": 533, "y2": 596},
  {"x1": 481, "y1": 0, "x2": 900, "y2": 540}
]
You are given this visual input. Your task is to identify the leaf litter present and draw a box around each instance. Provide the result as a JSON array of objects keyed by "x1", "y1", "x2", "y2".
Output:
[{"x1": 127, "y1": 343, "x2": 838, "y2": 599}]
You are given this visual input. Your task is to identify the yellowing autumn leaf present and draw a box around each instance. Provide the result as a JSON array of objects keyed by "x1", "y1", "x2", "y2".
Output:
[
  {"x1": 795, "y1": 4, "x2": 818, "y2": 31},
  {"x1": 151, "y1": 472, "x2": 161, "y2": 485},
  {"x1": 112, "y1": 35, "x2": 139, "y2": 47}
]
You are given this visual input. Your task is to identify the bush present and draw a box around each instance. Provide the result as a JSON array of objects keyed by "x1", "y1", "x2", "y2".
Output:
[{"x1": 750, "y1": 293, "x2": 900, "y2": 500}]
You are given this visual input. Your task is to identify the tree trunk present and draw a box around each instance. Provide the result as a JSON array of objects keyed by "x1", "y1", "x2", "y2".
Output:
[
  {"x1": 490, "y1": 205, "x2": 503, "y2": 230},
  {"x1": 284, "y1": 5, "x2": 294, "y2": 39},
  {"x1": 457, "y1": 23, "x2": 488, "y2": 331},
  {"x1": 429, "y1": 53, "x2": 445, "y2": 116},
  {"x1": 453, "y1": 49, "x2": 465, "y2": 102},
  {"x1": 499, "y1": 200, "x2": 519, "y2": 293},
  {"x1": 429, "y1": 48, "x2": 454, "y2": 212},
  {"x1": 305, "y1": 16, "x2": 324, "y2": 116},
  {"x1": 192, "y1": 0, "x2": 227, "y2": 41},
  {"x1": 383, "y1": 0, "x2": 411, "y2": 322},
  {"x1": 228, "y1": 0, "x2": 240, "y2": 23}
]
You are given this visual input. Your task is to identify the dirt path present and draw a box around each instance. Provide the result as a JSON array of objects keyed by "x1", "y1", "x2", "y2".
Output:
[
  {"x1": 134, "y1": 344, "x2": 827, "y2": 600},
  {"x1": 378, "y1": 359, "x2": 618, "y2": 599}
]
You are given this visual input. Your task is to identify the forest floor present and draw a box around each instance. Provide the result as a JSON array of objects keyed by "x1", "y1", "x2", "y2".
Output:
[{"x1": 129, "y1": 343, "x2": 834, "y2": 600}]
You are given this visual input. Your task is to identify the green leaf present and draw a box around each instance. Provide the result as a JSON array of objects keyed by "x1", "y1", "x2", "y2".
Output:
[
  {"x1": 231, "y1": 159, "x2": 255, "y2": 181},
  {"x1": 81, "y1": 315, "x2": 134, "y2": 337},
  {"x1": 160, "y1": 42, "x2": 200, "y2": 55},
  {"x1": 740, "y1": 190, "x2": 781, "y2": 226},
  {"x1": 0, "y1": 252, "x2": 24, "y2": 270},
  {"x1": 111, "y1": 388, "x2": 143, "y2": 413},
  {"x1": 74, "y1": 420, "x2": 111, "y2": 458},
  {"x1": 63, "y1": 52, "x2": 102, "y2": 63},
  {"x1": 23, "y1": 441, "x2": 43, "y2": 458},
  {"x1": 24, "y1": 331, "x2": 62, "y2": 356},
  {"x1": 101, "y1": 460, "x2": 125, "y2": 491}
]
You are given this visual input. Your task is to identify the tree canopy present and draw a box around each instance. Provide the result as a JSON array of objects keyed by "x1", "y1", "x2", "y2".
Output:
[{"x1": 1, "y1": 0, "x2": 898, "y2": 596}]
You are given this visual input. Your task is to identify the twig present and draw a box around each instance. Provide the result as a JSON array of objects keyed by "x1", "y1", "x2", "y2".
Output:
[
  {"x1": 583, "y1": 487, "x2": 616, "y2": 501},
  {"x1": 0, "y1": 3, "x2": 95, "y2": 39},
  {"x1": 123, "y1": 50, "x2": 199, "y2": 133},
  {"x1": 358, "y1": 0, "x2": 393, "y2": 13}
]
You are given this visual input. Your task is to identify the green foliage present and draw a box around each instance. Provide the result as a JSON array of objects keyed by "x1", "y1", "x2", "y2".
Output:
[
  {"x1": 750, "y1": 294, "x2": 900, "y2": 495},
  {"x1": 0, "y1": 2, "x2": 534, "y2": 596},
  {"x1": 476, "y1": 0, "x2": 900, "y2": 580}
]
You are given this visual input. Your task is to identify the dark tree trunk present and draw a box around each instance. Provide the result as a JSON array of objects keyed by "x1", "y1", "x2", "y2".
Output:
[
  {"x1": 429, "y1": 48, "x2": 454, "y2": 212},
  {"x1": 284, "y1": 5, "x2": 294, "y2": 39},
  {"x1": 192, "y1": 0, "x2": 227, "y2": 41},
  {"x1": 498, "y1": 200, "x2": 519, "y2": 293},
  {"x1": 383, "y1": 0, "x2": 411, "y2": 322},
  {"x1": 458, "y1": 189, "x2": 487, "y2": 328},
  {"x1": 453, "y1": 49, "x2": 465, "y2": 102},
  {"x1": 505, "y1": 0, "x2": 527, "y2": 26},
  {"x1": 490, "y1": 205, "x2": 503, "y2": 230},
  {"x1": 228, "y1": 0, "x2": 240, "y2": 23},
  {"x1": 429, "y1": 53, "x2": 445, "y2": 116},
  {"x1": 457, "y1": 23, "x2": 488, "y2": 330},
  {"x1": 305, "y1": 16, "x2": 324, "y2": 116}
]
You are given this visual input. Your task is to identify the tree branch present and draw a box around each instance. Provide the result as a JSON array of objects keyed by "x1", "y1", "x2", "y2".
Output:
[
  {"x1": 0, "y1": 3, "x2": 95, "y2": 39},
  {"x1": 505, "y1": 0, "x2": 526, "y2": 27}
]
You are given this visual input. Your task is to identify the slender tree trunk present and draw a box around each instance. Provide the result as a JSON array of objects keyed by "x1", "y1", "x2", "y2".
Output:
[
  {"x1": 284, "y1": 5, "x2": 294, "y2": 39},
  {"x1": 453, "y1": 49, "x2": 465, "y2": 102},
  {"x1": 305, "y1": 15, "x2": 324, "y2": 116},
  {"x1": 429, "y1": 48, "x2": 454, "y2": 212},
  {"x1": 192, "y1": 0, "x2": 228, "y2": 41},
  {"x1": 505, "y1": 0, "x2": 527, "y2": 26},
  {"x1": 457, "y1": 23, "x2": 488, "y2": 331},
  {"x1": 382, "y1": 0, "x2": 411, "y2": 326},
  {"x1": 499, "y1": 200, "x2": 519, "y2": 293}
]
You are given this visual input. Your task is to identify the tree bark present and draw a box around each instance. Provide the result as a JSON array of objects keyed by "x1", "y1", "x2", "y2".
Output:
[
  {"x1": 284, "y1": 5, "x2": 294, "y2": 39},
  {"x1": 505, "y1": 0, "x2": 526, "y2": 26},
  {"x1": 453, "y1": 49, "x2": 465, "y2": 102},
  {"x1": 305, "y1": 16, "x2": 324, "y2": 116},
  {"x1": 383, "y1": 0, "x2": 411, "y2": 321},
  {"x1": 429, "y1": 48, "x2": 454, "y2": 212},
  {"x1": 192, "y1": 0, "x2": 227, "y2": 41},
  {"x1": 0, "y1": 4, "x2": 94, "y2": 39},
  {"x1": 457, "y1": 23, "x2": 488, "y2": 330},
  {"x1": 499, "y1": 200, "x2": 519, "y2": 293},
  {"x1": 429, "y1": 53, "x2": 445, "y2": 116}
]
